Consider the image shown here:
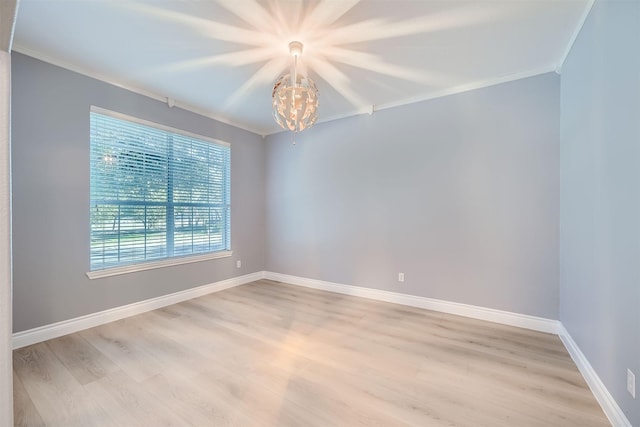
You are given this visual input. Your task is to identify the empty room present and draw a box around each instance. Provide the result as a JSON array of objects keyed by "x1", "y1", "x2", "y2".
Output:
[{"x1": 0, "y1": 0, "x2": 638, "y2": 426}]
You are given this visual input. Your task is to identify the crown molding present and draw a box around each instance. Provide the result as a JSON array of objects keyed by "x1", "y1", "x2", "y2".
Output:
[
  {"x1": 265, "y1": 66, "x2": 557, "y2": 137},
  {"x1": 375, "y1": 66, "x2": 557, "y2": 113},
  {"x1": 556, "y1": 0, "x2": 596, "y2": 73},
  {"x1": 13, "y1": 43, "x2": 561, "y2": 139},
  {"x1": 11, "y1": 45, "x2": 265, "y2": 136}
]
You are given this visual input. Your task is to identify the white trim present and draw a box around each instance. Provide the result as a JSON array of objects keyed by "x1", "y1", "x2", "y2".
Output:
[
  {"x1": 0, "y1": 49, "x2": 14, "y2": 427},
  {"x1": 556, "y1": 0, "x2": 596, "y2": 73},
  {"x1": 263, "y1": 272, "x2": 560, "y2": 334},
  {"x1": 87, "y1": 250, "x2": 233, "y2": 279},
  {"x1": 13, "y1": 267, "x2": 629, "y2": 426},
  {"x1": 11, "y1": 45, "x2": 266, "y2": 136},
  {"x1": 265, "y1": 66, "x2": 557, "y2": 136},
  {"x1": 0, "y1": 0, "x2": 18, "y2": 52},
  {"x1": 90, "y1": 106, "x2": 230, "y2": 148},
  {"x1": 265, "y1": 272, "x2": 631, "y2": 424},
  {"x1": 558, "y1": 325, "x2": 632, "y2": 427},
  {"x1": 13, "y1": 271, "x2": 264, "y2": 349},
  {"x1": 375, "y1": 66, "x2": 557, "y2": 115},
  {"x1": 13, "y1": 45, "x2": 559, "y2": 139}
]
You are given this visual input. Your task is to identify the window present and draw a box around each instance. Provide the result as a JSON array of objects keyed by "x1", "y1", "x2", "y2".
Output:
[{"x1": 89, "y1": 107, "x2": 231, "y2": 275}]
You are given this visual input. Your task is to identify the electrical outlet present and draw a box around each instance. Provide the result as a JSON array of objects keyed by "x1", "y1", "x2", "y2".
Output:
[
  {"x1": 628, "y1": 369, "x2": 636, "y2": 398},
  {"x1": 398, "y1": 273, "x2": 405, "y2": 282},
  {"x1": 236, "y1": 260, "x2": 241, "y2": 269}
]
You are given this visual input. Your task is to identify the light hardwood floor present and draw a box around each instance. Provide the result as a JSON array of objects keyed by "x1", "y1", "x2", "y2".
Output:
[{"x1": 13, "y1": 279, "x2": 609, "y2": 426}]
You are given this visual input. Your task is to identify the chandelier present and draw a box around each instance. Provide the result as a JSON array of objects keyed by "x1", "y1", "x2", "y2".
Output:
[{"x1": 272, "y1": 41, "x2": 319, "y2": 133}]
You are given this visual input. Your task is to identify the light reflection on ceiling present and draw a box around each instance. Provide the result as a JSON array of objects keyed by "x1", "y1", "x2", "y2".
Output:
[{"x1": 12, "y1": 0, "x2": 590, "y2": 135}]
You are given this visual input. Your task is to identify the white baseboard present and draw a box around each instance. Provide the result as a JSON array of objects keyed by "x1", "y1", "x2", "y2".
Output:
[
  {"x1": 265, "y1": 272, "x2": 632, "y2": 425},
  {"x1": 263, "y1": 272, "x2": 560, "y2": 334},
  {"x1": 12, "y1": 271, "x2": 265, "y2": 349},
  {"x1": 11, "y1": 269, "x2": 629, "y2": 425},
  {"x1": 558, "y1": 325, "x2": 632, "y2": 427}
]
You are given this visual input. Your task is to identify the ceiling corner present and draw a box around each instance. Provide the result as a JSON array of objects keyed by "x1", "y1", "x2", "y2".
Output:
[{"x1": 556, "y1": 0, "x2": 596, "y2": 73}]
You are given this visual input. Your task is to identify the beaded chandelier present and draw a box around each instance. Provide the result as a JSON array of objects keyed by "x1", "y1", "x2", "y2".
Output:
[{"x1": 272, "y1": 41, "x2": 319, "y2": 133}]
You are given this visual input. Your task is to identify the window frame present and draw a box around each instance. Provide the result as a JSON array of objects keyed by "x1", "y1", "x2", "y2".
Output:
[{"x1": 86, "y1": 106, "x2": 232, "y2": 279}]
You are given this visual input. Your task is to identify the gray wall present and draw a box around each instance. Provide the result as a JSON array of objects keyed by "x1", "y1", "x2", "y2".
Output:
[
  {"x1": 559, "y1": 0, "x2": 640, "y2": 424},
  {"x1": 11, "y1": 53, "x2": 266, "y2": 332},
  {"x1": 265, "y1": 73, "x2": 560, "y2": 319},
  {"x1": 11, "y1": 8, "x2": 638, "y2": 421}
]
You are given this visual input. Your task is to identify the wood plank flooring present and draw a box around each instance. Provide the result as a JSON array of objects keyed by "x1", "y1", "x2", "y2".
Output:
[{"x1": 13, "y1": 279, "x2": 610, "y2": 426}]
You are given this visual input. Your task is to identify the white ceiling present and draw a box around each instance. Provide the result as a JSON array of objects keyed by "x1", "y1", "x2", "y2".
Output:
[{"x1": 13, "y1": 0, "x2": 590, "y2": 136}]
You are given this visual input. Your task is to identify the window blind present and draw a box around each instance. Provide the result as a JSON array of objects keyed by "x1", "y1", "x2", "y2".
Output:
[{"x1": 89, "y1": 108, "x2": 231, "y2": 271}]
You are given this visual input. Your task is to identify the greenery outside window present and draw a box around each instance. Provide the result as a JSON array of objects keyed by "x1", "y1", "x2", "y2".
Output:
[{"x1": 89, "y1": 107, "x2": 231, "y2": 276}]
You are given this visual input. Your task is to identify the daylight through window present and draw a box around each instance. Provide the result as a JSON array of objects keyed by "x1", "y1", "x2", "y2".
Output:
[{"x1": 89, "y1": 108, "x2": 231, "y2": 271}]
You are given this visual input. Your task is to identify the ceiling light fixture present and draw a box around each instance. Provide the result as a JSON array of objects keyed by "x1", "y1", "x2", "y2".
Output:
[{"x1": 272, "y1": 41, "x2": 319, "y2": 135}]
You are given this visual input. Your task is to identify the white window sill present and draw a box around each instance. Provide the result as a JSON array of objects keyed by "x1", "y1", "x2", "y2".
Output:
[{"x1": 86, "y1": 250, "x2": 233, "y2": 279}]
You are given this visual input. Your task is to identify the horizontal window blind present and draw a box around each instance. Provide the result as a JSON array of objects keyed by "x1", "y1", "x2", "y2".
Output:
[{"x1": 90, "y1": 108, "x2": 230, "y2": 271}]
